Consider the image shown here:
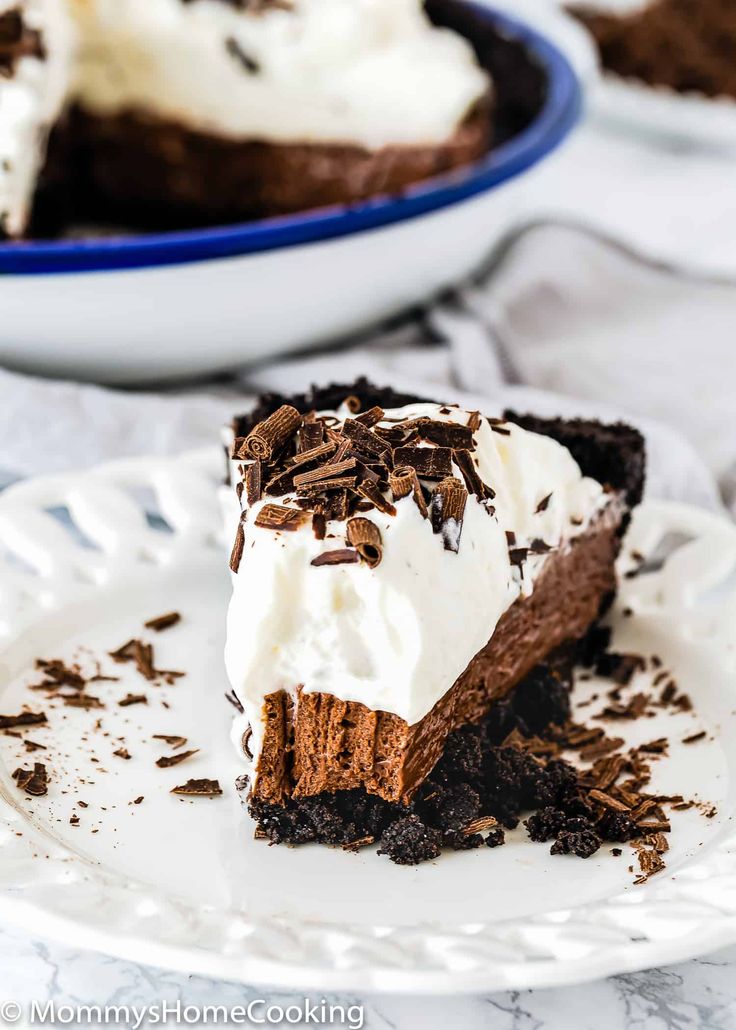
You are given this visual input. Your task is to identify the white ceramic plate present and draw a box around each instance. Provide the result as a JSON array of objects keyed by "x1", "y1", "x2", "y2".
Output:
[{"x1": 0, "y1": 449, "x2": 736, "y2": 994}]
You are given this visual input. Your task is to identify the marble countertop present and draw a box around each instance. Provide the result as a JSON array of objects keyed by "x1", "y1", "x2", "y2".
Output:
[{"x1": 1, "y1": 925, "x2": 735, "y2": 1030}]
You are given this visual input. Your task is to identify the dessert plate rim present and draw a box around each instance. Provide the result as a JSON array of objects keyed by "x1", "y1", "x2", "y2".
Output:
[
  {"x1": 1, "y1": 449, "x2": 736, "y2": 994},
  {"x1": 0, "y1": 3, "x2": 580, "y2": 276}
]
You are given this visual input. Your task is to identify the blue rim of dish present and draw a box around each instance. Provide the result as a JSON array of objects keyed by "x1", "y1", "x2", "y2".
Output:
[{"x1": 0, "y1": 4, "x2": 580, "y2": 276}]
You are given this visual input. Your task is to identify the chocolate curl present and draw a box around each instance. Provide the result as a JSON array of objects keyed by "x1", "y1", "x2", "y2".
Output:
[
  {"x1": 239, "y1": 404, "x2": 302, "y2": 460},
  {"x1": 389, "y1": 465, "x2": 427, "y2": 518},
  {"x1": 346, "y1": 517, "x2": 383, "y2": 568},
  {"x1": 430, "y1": 476, "x2": 468, "y2": 553},
  {"x1": 389, "y1": 465, "x2": 414, "y2": 500},
  {"x1": 342, "y1": 395, "x2": 362, "y2": 413}
]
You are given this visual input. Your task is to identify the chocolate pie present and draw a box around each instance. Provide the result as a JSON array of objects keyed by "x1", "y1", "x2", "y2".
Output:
[
  {"x1": 1, "y1": 0, "x2": 548, "y2": 238},
  {"x1": 223, "y1": 380, "x2": 646, "y2": 861}
]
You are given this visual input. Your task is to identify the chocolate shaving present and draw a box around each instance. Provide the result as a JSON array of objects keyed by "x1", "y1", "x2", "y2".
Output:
[
  {"x1": 285, "y1": 441, "x2": 336, "y2": 470},
  {"x1": 638, "y1": 738, "x2": 669, "y2": 754},
  {"x1": 298, "y1": 476, "x2": 357, "y2": 495},
  {"x1": 118, "y1": 694, "x2": 147, "y2": 708},
  {"x1": 254, "y1": 504, "x2": 309, "y2": 532},
  {"x1": 0, "y1": 711, "x2": 47, "y2": 730},
  {"x1": 595, "y1": 652, "x2": 645, "y2": 685},
  {"x1": 453, "y1": 448, "x2": 495, "y2": 500},
  {"x1": 311, "y1": 549, "x2": 360, "y2": 567},
  {"x1": 34, "y1": 658, "x2": 85, "y2": 690},
  {"x1": 312, "y1": 511, "x2": 327, "y2": 540},
  {"x1": 109, "y1": 638, "x2": 157, "y2": 680},
  {"x1": 346, "y1": 518, "x2": 383, "y2": 568},
  {"x1": 393, "y1": 446, "x2": 453, "y2": 480},
  {"x1": 354, "y1": 406, "x2": 385, "y2": 427},
  {"x1": 294, "y1": 458, "x2": 357, "y2": 489},
  {"x1": 13, "y1": 762, "x2": 48, "y2": 797},
  {"x1": 153, "y1": 734, "x2": 188, "y2": 749},
  {"x1": 682, "y1": 730, "x2": 707, "y2": 745},
  {"x1": 64, "y1": 695, "x2": 105, "y2": 710},
  {"x1": 113, "y1": 748, "x2": 131, "y2": 760},
  {"x1": 144, "y1": 612, "x2": 181, "y2": 633},
  {"x1": 245, "y1": 460, "x2": 263, "y2": 505},
  {"x1": 243, "y1": 726, "x2": 254, "y2": 760},
  {"x1": 356, "y1": 479, "x2": 397, "y2": 516},
  {"x1": 225, "y1": 690, "x2": 244, "y2": 714},
  {"x1": 535, "y1": 493, "x2": 553, "y2": 513},
  {"x1": 225, "y1": 35, "x2": 260, "y2": 74},
  {"x1": 239, "y1": 404, "x2": 301, "y2": 460},
  {"x1": 298, "y1": 420, "x2": 324, "y2": 452},
  {"x1": 588, "y1": 788, "x2": 630, "y2": 812},
  {"x1": 430, "y1": 477, "x2": 468, "y2": 553},
  {"x1": 156, "y1": 749, "x2": 199, "y2": 768},
  {"x1": 23, "y1": 739, "x2": 47, "y2": 753},
  {"x1": 341, "y1": 418, "x2": 392, "y2": 458},
  {"x1": 597, "y1": 693, "x2": 650, "y2": 721},
  {"x1": 171, "y1": 778, "x2": 223, "y2": 797},
  {"x1": 323, "y1": 489, "x2": 349, "y2": 522},
  {"x1": 229, "y1": 520, "x2": 245, "y2": 573},
  {"x1": 415, "y1": 420, "x2": 474, "y2": 450}
]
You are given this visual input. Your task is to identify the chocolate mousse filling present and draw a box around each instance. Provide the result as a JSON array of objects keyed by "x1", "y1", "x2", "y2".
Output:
[
  {"x1": 252, "y1": 503, "x2": 623, "y2": 806},
  {"x1": 228, "y1": 379, "x2": 646, "y2": 820}
]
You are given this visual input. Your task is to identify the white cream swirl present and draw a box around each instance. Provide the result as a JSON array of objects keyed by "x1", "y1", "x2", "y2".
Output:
[
  {"x1": 69, "y1": 0, "x2": 490, "y2": 149},
  {"x1": 0, "y1": 0, "x2": 74, "y2": 237},
  {"x1": 224, "y1": 403, "x2": 611, "y2": 777}
]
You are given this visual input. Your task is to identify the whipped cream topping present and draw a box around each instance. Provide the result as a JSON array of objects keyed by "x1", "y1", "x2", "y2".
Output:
[
  {"x1": 0, "y1": 0, "x2": 74, "y2": 237},
  {"x1": 69, "y1": 0, "x2": 490, "y2": 148},
  {"x1": 224, "y1": 402, "x2": 611, "y2": 778}
]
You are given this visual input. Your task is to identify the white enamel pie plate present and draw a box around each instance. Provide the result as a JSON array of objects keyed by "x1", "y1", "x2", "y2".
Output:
[
  {"x1": 0, "y1": 449, "x2": 735, "y2": 994},
  {"x1": 0, "y1": 4, "x2": 583, "y2": 385}
]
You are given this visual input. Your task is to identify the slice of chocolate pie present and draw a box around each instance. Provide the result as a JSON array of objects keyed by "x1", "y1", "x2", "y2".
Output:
[{"x1": 224, "y1": 380, "x2": 645, "y2": 856}]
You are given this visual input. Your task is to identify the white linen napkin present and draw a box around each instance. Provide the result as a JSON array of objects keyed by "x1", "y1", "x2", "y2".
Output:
[{"x1": 0, "y1": 297, "x2": 721, "y2": 516}]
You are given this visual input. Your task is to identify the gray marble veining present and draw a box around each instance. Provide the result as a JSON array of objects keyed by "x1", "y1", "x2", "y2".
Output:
[{"x1": 1, "y1": 927, "x2": 735, "y2": 1030}]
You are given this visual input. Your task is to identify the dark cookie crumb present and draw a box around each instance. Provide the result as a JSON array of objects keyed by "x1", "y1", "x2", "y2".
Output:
[
  {"x1": 551, "y1": 828, "x2": 602, "y2": 859},
  {"x1": 485, "y1": 827, "x2": 506, "y2": 848},
  {"x1": 378, "y1": 816, "x2": 443, "y2": 865}
]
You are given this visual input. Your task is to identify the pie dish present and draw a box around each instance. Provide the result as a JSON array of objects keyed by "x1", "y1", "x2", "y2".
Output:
[
  {"x1": 3, "y1": 0, "x2": 497, "y2": 237},
  {"x1": 0, "y1": 3, "x2": 580, "y2": 383}
]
